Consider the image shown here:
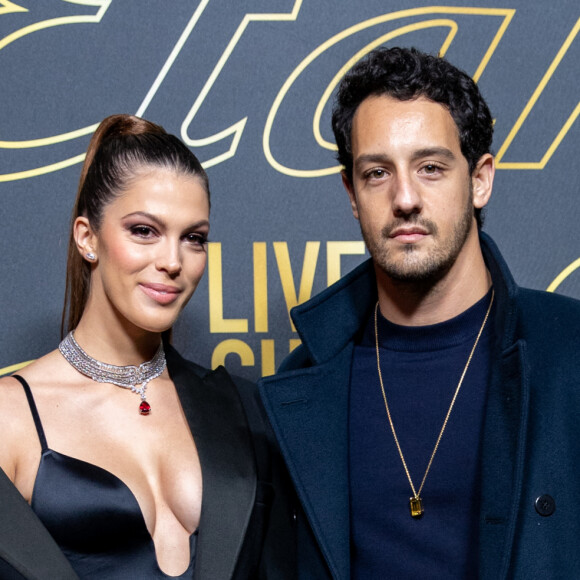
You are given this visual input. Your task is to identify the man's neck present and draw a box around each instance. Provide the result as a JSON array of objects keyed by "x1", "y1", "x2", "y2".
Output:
[{"x1": 375, "y1": 237, "x2": 492, "y2": 326}]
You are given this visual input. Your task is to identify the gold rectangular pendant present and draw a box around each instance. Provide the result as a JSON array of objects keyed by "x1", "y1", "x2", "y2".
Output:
[{"x1": 410, "y1": 497, "x2": 423, "y2": 518}]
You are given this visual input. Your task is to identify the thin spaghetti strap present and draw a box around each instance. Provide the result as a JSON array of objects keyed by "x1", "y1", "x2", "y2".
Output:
[{"x1": 12, "y1": 375, "x2": 48, "y2": 452}]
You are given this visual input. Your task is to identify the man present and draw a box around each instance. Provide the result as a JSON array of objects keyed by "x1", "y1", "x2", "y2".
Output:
[{"x1": 259, "y1": 47, "x2": 580, "y2": 579}]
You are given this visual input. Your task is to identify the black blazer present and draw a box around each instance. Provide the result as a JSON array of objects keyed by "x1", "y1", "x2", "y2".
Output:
[{"x1": 0, "y1": 346, "x2": 295, "y2": 579}]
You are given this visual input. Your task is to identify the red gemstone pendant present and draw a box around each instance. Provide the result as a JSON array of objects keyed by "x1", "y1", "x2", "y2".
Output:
[{"x1": 139, "y1": 401, "x2": 151, "y2": 415}]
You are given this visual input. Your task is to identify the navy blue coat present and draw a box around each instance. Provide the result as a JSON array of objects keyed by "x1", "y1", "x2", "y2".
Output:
[{"x1": 259, "y1": 232, "x2": 580, "y2": 579}]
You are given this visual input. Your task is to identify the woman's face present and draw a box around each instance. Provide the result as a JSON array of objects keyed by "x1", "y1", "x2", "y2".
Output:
[{"x1": 83, "y1": 168, "x2": 210, "y2": 335}]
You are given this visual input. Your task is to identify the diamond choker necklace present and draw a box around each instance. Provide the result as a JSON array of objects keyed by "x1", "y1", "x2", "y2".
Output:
[{"x1": 58, "y1": 331, "x2": 166, "y2": 415}]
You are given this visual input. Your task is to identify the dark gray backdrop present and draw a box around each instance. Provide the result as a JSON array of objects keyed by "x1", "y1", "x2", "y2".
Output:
[{"x1": 1, "y1": 0, "x2": 578, "y2": 380}]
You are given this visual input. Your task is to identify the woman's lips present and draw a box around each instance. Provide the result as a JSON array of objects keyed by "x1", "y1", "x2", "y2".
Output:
[{"x1": 139, "y1": 283, "x2": 182, "y2": 305}]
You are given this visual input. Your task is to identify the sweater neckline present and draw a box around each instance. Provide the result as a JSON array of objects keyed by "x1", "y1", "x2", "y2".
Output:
[{"x1": 364, "y1": 288, "x2": 495, "y2": 353}]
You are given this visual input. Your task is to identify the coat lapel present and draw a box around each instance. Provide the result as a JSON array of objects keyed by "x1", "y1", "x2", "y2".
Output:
[
  {"x1": 478, "y1": 341, "x2": 530, "y2": 580},
  {"x1": 166, "y1": 348, "x2": 257, "y2": 580},
  {"x1": 260, "y1": 344, "x2": 353, "y2": 580},
  {"x1": 479, "y1": 232, "x2": 530, "y2": 579},
  {"x1": 0, "y1": 468, "x2": 78, "y2": 580},
  {"x1": 259, "y1": 259, "x2": 375, "y2": 579}
]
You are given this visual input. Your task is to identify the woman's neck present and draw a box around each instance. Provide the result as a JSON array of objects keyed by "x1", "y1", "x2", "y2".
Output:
[{"x1": 72, "y1": 313, "x2": 162, "y2": 366}]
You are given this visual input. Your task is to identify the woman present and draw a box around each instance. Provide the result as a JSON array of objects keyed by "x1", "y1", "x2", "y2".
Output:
[{"x1": 0, "y1": 115, "x2": 294, "y2": 579}]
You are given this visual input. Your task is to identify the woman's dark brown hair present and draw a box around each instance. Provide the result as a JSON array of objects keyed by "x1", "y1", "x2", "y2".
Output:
[{"x1": 61, "y1": 114, "x2": 209, "y2": 336}]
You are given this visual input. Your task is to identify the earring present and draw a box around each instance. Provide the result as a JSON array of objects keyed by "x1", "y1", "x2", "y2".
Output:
[{"x1": 86, "y1": 252, "x2": 96, "y2": 261}]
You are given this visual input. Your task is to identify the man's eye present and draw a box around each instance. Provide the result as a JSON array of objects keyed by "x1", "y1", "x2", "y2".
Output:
[
  {"x1": 423, "y1": 164, "x2": 442, "y2": 174},
  {"x1": 366, "y1": 169, "x2": 386, "y2": 179}
]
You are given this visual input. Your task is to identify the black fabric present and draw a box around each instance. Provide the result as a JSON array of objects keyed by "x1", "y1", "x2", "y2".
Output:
[
  {"x1": 14, "y1": 374, "x2": 197, "y2": 579},
  {"x1": 229, "y1": 374, "x2": 297, "y2": 580},
  {"x1": 0, "y1": 558, "x2": 28, "y2": 580},
  {"x1": 0, "y1": 352, "x2": 296, "y2": 579},
  {"x1": 0, "y1": 465, "x2": 78, "y2": 580},
  {"x1": 166, "y1": 348, "x2": 297, "y2": 580}
]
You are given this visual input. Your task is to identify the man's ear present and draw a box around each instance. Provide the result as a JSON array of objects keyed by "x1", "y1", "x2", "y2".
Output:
[
  {"x1": 472, "y1": 153, "x2": 495, "y2": 210},
  {"x1": 342, "y1": 171, "x2": 359, "y2": 220},
  {"x1": 73, "y1": 216, "x2": 98, "y2": 262}
]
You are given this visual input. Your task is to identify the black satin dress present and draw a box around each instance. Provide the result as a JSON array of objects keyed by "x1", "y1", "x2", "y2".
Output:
[{"x1": 13, "y1": 375, "x2": 197, "y2": 579}]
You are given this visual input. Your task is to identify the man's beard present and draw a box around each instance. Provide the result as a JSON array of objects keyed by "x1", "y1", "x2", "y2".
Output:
[{"x1": 360, "y1": 192, "x2": 475, "y2": 284}]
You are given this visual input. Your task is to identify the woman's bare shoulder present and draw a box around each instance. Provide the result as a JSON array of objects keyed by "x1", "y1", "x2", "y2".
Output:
[
  {"x1": 0, "y1": 350, "x2": 70, "y2": 414},
  {"x1": 0, "y1": 351, "x2": 71, "y2": 492},
  {"x1": 2, "y1": 350, "x2": 71, "y2": 386},
  {"x1": 0, "y1": 356, "x2": 57, "y2": 482}
]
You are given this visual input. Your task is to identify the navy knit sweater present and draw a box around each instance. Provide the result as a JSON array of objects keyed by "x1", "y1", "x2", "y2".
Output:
[{"x1": 349, "y1": 290, "x2": 495, "y2": 578}]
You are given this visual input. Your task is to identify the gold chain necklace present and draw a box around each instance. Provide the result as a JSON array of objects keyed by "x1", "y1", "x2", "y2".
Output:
[{"x1": 374, "y1": 289, "x2": 494, "y2": 518}]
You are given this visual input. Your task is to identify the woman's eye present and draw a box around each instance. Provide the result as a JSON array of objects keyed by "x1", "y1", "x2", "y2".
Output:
[
  {"x1": 130, "y1": 225, "x2": 155, "y2": 238},
  {"x1": 186, "y1": 233, "x2": 208, "y2": 247}
]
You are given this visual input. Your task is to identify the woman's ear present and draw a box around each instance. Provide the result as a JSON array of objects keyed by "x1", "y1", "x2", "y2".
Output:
[{"x1": 73, "y1": 217, "x2": 98, "y2": 263}]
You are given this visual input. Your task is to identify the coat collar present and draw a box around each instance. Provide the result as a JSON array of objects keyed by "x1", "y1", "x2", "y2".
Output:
[
  {"x1": 291, "y1": 232, "x2": 520, "y2": 363},
  {"x1": 478, "y1": 231, "x2": 520, "y2": 351},
  {"x1": 291, "y1": 258, "x2": 376, "y2": 365},
  {"x1": 166, "y1": 346, "x2": 257, "y2": 580},
  {"x1": 477, "y1": 234, "x2": 529, "y2": 579}
]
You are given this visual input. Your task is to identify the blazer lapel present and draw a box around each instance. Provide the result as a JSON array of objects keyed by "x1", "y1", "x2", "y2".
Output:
[
  {"x1": 260, "y1": 343, "x2": 353, "y2": 580},
  {"x1": 0, "y1": 468, "x2": 78, "y2": 580},
  {"x1": 166, "y1": 349, "x2": 256, "y2": 580}
]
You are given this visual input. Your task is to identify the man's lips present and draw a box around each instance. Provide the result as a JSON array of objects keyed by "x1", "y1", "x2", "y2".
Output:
[
  {"x1": 139, "y1": 283, "x2": 182, "y2": 305},
  {"x1": 388, "y1": 226, "x2": 430, "y2": 243}
]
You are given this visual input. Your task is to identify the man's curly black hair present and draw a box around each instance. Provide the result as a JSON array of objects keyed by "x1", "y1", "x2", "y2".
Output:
[{"x1": 331, "y1": 47, "x2": 493, "y2": 228}]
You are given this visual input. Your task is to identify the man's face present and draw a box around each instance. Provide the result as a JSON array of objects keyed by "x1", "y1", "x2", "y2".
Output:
[{"x1": 344, "y1": 95, "x2": 487, "y2": 284}]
